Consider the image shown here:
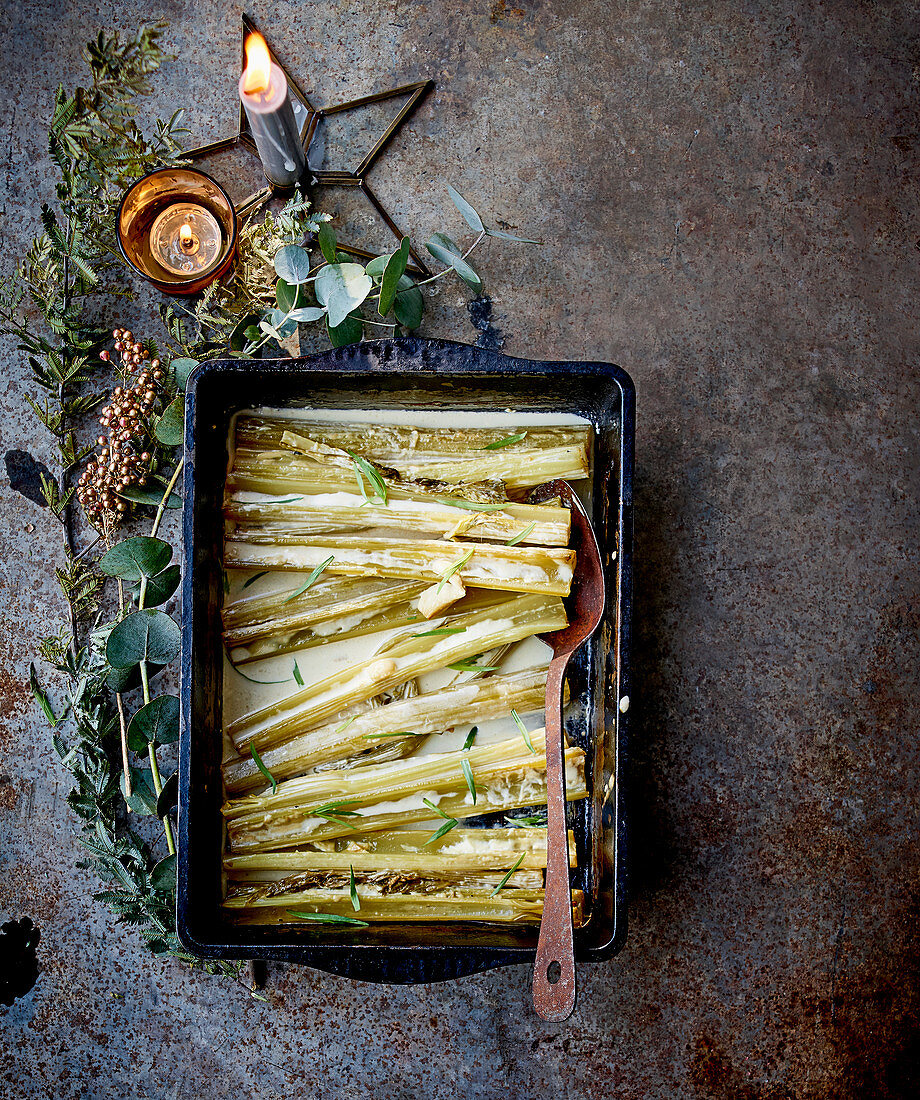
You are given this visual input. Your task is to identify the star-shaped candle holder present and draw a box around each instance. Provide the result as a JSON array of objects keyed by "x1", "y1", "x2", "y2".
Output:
[{"x1": 186, "y1": 13, "x2": 433, "y2": 275}]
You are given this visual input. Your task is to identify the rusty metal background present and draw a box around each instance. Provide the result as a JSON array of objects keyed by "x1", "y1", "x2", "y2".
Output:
[{"x1": 2, "y1": 0, "x2": 919, "y2": 1097}]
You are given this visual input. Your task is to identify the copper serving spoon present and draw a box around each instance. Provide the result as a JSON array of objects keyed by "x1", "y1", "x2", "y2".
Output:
[{"x1": 530, "y1": 479, "x2": 606, "y2": 1022}]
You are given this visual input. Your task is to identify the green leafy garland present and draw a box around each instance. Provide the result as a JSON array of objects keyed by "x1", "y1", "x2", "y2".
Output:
[{"x1": 1, "y1": 23, "x2": 532, "y2": 985}]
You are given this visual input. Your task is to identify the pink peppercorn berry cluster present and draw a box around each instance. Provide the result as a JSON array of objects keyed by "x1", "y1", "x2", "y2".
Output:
[{"x1": 76, "y1": 328, "x2": 168, "y2": 530}]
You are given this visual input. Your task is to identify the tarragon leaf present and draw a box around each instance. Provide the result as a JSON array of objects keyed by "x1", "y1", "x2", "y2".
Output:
[
  {"x1": 283, "y1": 556, "x2": 334, "y2": 602},
  {"x1": 505, "y1": 521, "x2": 537, "y2": 546},
  {"x1": 349, "y1": 865, "x2": 360, "y2": 911},
  {"x1": 489, "y1": 852, "x2": 526, "y2": 896},
  {"x1": 482, "y1": 431, "x2": 527, "y2": 451},
  {"x1": 347, "y1": 450, "x2": 387, "y2": 504},
  {"x1": 250, "y1": 744, "x2": 278, "y2": 794},
  {"x1": 461, "y1": 758, "x2": 477, "y2": 804},
  {"x1": 422, "y1": 797, "x2": 451, "y2": 820},
  {"x1": 422, "y1": 818, "x2": 460, "y2": 845},
  {"x1": 285, "y1": 910, "x2": 369, "y2": 926},
  {"x1": 511, "y1": 707, "x2": 536, "y2": 754}
]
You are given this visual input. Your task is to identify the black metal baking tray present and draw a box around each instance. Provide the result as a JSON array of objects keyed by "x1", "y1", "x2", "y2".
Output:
[{"x1": 177, "y1": 337, "x2": 633, "y2": 983}]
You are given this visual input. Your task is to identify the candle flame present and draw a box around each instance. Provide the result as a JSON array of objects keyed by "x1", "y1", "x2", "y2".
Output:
[
  {"x1": 179, "y1": 223, "x2": 193, "y2": 243},
  {"x1": 242, "y1": 32, "x2": 272, "y2": 95}
]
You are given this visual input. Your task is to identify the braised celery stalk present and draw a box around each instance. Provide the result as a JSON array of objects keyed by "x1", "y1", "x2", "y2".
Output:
[
  {"x1": 223, "y1": 576, "x2": 428, "y2": 664},
  {"x1": 225, "y1": 741, "x2": 587, "y2": 852},
  {"x1": 222, "y1": 576, "x2": 423, "y2": 632},
  {"x1": 224, "y1": 729, "x2": 555, "y2": 822},
  {"x1": 224, "y1": 887, "x2": 586, "y2": 925},
  {"x1": 229, "y1": 444, "x2": 587, "y2": 496},
  {"x1": 224, "y1": 534, "x2": 575, "y2": 596},
  {"x1": 235, "y1": 415, "x2": 591, "y2": 458},
  {"x1": 222, "y1": 827, "x2": 574, "y2": 875},
  {"x1": 225, "y1": 593, "x2": 567, "y2": 752},
  {"x1": 222, "y1": 666, "x2": 550, "y2": 791},
  {"x1": 223, "y1": 491, "x2": 571, "y2": 546},
  {"x1": 233, "y1": 416, "x2": 590, "y2": 489},
  {"x1": 227, "y1": 867, "x2": 545, "y2": 892}
]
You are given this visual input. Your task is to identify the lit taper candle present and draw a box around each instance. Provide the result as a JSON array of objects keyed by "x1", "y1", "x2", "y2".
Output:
[{"x1": 238, "y1": 32, "x2": 307, "y2": 189}]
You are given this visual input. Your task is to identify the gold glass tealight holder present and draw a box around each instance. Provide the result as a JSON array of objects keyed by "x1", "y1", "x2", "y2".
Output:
[{"x1": 116, "y1": 168, "x2": 238, "y2": 295}]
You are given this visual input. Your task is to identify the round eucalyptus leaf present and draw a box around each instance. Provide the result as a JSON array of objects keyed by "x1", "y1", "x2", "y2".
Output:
[
  {"x1": 327, "y1": 312, "x2": 364, "y2": 348},
  {"x1": 268, "y1": 307, "x2": 298, "y2": 339},
  {"x1": 230, "y1": 313, "x2": 263, "y2": 351},
  {"x1": 364, "y1": 255, "x2": 388, "y2": 279},
  {"x1": 142, "y1": 564, "x2": 181, "y2": 607},
  {"x1": 314, "y1": 263, "x2": 373, "y2": 327},
  {"x1": 276, "y1": 278, "x2": 310, "y2": 313},
  {"x1": 106, "y1": 661, "x2": 164, "y2": 693},
  {"x1": 118, "y1": 485, "x2": 181, "y2": 509},
  {"x1": 289, "y1": 306, "x2": 327, "y2": 323},
  {"x1": 99, "y1": 537, "x2": 172, "y2": 583},
  {"x1": 107, "y1": 609, "x2": 180, "y2": 669},
  {"x1": 151, "y1": 854, "x2": 177, "y2": 890},
  {"x1": 120, "y1": 768, "x2": 158, "y2": 816},
  {"x1": 171, "y1": 358, "x2": 199, "y2": 392},
  {"x1": 274, "y1": 244, "x2": 312, "y2": 284},
  {"x1": 155, "y1": 774, "x2": 180, "y2": 819},
  {"x1": 394, "y1": 277, "x2": 424, "y2": 329},
  {"x1": 155, "y1": 397, "x2": 184, "y2": 446},
  {"x1": 127, "y1": 694, "x2": 180, "y2": 751}
]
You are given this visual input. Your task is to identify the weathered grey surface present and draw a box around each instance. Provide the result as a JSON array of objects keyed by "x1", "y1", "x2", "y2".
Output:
[{"x1": 1, "y1": 0, "x2": 919, "y2": 1096}]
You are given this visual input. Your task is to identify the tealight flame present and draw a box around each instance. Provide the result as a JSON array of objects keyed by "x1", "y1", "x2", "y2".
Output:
[
  {"x1": 242, "y1": 32, "x2": 272, "y2": 96},
  {"x1": 179, "y1": 222, "x2": 198, "y2": 254}
]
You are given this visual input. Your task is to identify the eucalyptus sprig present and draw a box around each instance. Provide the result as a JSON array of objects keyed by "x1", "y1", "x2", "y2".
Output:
[
  {"x1": 235, "y1": 185, "x2": 534, "y2": 354},
  {"x1": 3, "y1": 26, "x2": 249, "y2": 990}
]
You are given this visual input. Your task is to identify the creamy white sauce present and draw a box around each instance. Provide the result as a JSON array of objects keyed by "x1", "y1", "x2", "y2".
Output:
[
  {"x1": 243, "y1": 407, "x2": 590, "y2": 428},
  {"x1": 357, "y1": 790, "x2": 443, "y2": 817}
]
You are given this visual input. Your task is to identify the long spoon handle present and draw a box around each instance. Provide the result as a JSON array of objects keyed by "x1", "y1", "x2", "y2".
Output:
[{"x1": 532, "y1": 653, "x2": 576, "y2": 1021}]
